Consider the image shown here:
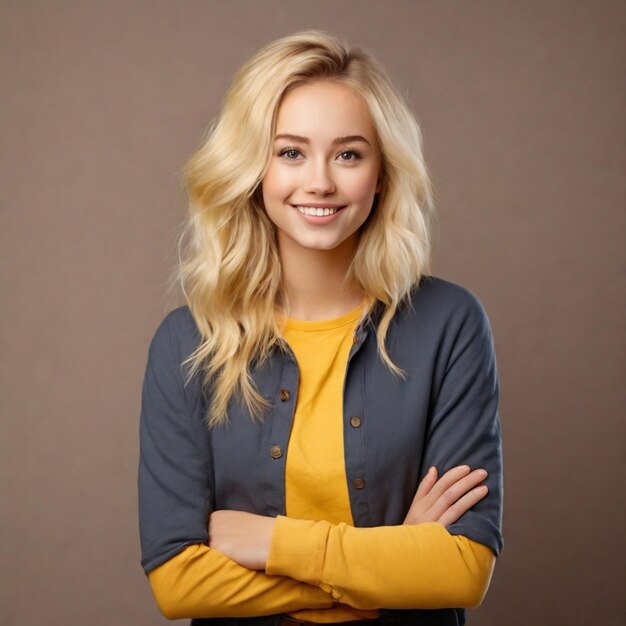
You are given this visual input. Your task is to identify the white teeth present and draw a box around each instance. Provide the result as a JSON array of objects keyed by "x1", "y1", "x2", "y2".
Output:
[{"x1": 295, "y1": 205, "x2": 342, "y2": 216}]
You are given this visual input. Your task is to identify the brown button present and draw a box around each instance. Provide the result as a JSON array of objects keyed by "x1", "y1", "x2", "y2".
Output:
[
  {"x1": 350, "y1": 416, "x2": 362, "y2": 428},
  {"x1": 352, "y1": 333, "x2": 359, "y2": 345},
  {"x1": 279, "y1": 389, "x2": 290, "y2": 401},
  {"x1": 353, "y1": 477, "x2": 365, "y2": 489},
  {"x1": 270, "y1": 445, "x2": 283, "y2": 459}
]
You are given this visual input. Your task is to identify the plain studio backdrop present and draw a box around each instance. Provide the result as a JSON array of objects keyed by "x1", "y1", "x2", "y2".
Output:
[{"x1": 1, "y1": 1, "x2": 624, "y2": 625}]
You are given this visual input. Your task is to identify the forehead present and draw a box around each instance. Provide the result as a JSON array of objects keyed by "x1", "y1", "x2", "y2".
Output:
[{"x1": 275, "y1": 81, "x2": 376, "y2": 139}]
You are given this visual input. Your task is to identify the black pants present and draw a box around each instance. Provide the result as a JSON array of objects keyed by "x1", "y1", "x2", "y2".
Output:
[{"x1": 190, "y1": 608, "x2": 464, "y2": 626}]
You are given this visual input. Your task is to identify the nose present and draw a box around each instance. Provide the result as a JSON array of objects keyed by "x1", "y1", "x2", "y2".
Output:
[{"x1": 303, "y1": 157, "x2": 336, "y2": 195}]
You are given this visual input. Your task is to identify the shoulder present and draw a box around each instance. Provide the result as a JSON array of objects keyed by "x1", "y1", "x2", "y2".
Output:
[
  {"x1": 396, "y1": 275, "x2": 495, "y2": 343},
  {"x1": 409, "y1": 275, "x2": 490, "y2": 321},
  {"x1": 148, "y1": 305, "x2": 201, "y2": 364},
  {"x1": 161, "y1": 305, "x2": 199, "y2": 339},
  {"x1": 144, "y1": 306, "x2": 204, "y2": 408}
]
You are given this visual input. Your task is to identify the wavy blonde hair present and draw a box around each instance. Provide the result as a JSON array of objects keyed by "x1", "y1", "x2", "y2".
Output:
[{"x1": 172, "y1": 29, "x2": 435, "y2": 427}]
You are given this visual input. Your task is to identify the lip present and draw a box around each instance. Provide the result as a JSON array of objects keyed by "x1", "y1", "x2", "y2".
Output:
[
  {"x1": 291, "y1": 204, "x2": 346, "y2": 224},
  {"x1": 290, "y1": 202, "x2": 346, "y2": 209}
]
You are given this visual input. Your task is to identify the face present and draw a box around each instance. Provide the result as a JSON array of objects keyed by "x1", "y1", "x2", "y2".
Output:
[{"x1": 261, "y1": 80, "x2": 382, "y2": 260}]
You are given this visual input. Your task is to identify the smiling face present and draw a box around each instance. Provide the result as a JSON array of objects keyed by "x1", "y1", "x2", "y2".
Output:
[{"x1": 261, "y1": 80, "x2": 382, "y2": 264}]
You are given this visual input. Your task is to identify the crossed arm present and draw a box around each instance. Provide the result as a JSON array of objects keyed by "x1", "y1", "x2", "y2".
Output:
[{"x1": 147, "y1": 466, "x2": 496, "y2": 619}]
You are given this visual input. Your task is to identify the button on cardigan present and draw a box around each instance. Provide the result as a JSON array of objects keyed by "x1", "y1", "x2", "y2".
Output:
[{"x1": 138, "y1": 275, "x2": 504, "y2": 626}]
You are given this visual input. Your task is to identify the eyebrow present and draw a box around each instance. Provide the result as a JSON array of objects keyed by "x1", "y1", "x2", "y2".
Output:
[{"x1": 274, "y1": 133, "x2": 371, "y2": 146}]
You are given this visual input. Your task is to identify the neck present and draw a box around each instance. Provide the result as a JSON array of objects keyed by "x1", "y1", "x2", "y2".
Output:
[{"x1": 278, "y1": 237, "x2": 364, "y2": 321}]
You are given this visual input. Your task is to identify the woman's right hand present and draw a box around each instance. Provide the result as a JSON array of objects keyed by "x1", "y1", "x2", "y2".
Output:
[{"x1": 403, "y1": 465, "x2": 488, "y2": 527}]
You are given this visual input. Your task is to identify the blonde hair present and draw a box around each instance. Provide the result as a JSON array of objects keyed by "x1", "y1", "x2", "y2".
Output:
[{"x1": 172, "y1": 29, "x2": 435, "y2": 427}]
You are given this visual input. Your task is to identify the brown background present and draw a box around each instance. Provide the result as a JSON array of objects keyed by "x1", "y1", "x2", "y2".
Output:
[{"x1": 1, "y1": 1, "x2": 624, "y2": 625}]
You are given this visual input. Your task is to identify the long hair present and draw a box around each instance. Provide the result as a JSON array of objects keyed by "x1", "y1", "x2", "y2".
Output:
[{"x1": 172, "y1": 29, "x2": 435, "y2": 427}]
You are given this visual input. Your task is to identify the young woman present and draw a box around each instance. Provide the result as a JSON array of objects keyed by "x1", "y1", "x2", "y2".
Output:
[{"x1": 138, "y1": 30, "x2": 503, "y2": 626}]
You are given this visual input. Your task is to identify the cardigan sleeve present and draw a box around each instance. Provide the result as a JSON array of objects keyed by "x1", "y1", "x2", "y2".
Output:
[
  {"x1": 266, "y1": 518, "x2": 495, "y2": 609},
  {"x1": 423, "y1": 288, "x2": 504, "y2": 556},
  {"x1": 138, "y1": 312, "x2": 333, "y2": 619}
]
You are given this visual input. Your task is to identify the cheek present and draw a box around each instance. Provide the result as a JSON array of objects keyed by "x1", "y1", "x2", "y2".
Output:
[
  {"x1": 347, "y1": 172, "x2": 379, "y2": 201},
  {"x1": 262, "y1": 165, "x2": 292, "y2": 200}
]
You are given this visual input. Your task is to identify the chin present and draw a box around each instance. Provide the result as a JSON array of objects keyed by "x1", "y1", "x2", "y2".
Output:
[{"x1": 301, "y1": 241, "x2": 340, "y2": 252}]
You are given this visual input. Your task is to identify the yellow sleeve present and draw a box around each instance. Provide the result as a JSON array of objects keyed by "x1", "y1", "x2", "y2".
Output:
[
  {"x1": 265, "y1": 517, "x2": 496, "y2": 610},
  {"x1": 147, "y1": 542, "x2": 334, "y2": 619}
]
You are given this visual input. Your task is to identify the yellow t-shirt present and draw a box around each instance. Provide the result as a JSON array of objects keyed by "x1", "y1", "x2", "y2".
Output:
[{"x1": 279, "y1": 302, "x2": 379, "y2": 621}]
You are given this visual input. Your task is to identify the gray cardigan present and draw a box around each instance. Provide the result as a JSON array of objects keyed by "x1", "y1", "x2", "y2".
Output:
[{"x1": 138, "y1": 275, "x2": 504, "y2": 626}]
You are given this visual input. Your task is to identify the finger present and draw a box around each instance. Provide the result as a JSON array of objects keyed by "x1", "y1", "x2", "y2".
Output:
[
  {"x1": 404, "y1": 465, "x2": 472, "y2": 524},
  {"x1": 425, "y1": 469, "x2": 488, "y2": 520},
  {"x1": 412, "y1": 466, "x2": 438, "y2": 501},
  {"x1": 438, "y1": 484, "x2": 489, "y2": 527},
  {"x1": 423, "y1": 465, "x2": 472, "y2": 504}
]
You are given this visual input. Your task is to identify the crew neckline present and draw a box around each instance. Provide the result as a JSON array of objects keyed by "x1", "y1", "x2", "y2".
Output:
[{"x1": 280, "y1": 300, "x2": 366, "y2": 332}]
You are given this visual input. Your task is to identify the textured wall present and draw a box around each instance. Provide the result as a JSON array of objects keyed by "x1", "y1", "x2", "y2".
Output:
[{"x1": 1, "y1": 1, "x2": 624, "y2": 624}]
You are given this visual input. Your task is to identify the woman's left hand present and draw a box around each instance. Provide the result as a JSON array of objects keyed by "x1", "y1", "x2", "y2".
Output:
[{"x1": 207, "y1": 510, "x2": 276, "y2": 570}]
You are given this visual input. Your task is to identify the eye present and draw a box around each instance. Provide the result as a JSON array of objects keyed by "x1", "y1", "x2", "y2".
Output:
[
  {"x1": 338, "y1": 150, "x2": 362, "y2": 161},
  {"x1": 278, "y1": 147, "x2": 302, "y2": 160}
]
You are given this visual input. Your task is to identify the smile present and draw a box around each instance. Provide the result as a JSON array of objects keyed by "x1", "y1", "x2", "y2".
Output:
[{"x1": 293, "y1": 205, "x2": 346, "y2": 216}]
